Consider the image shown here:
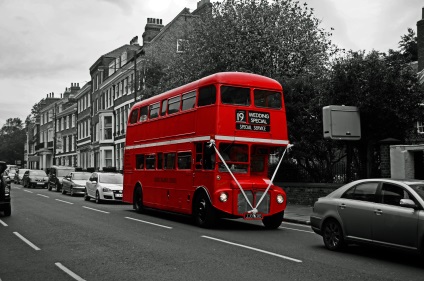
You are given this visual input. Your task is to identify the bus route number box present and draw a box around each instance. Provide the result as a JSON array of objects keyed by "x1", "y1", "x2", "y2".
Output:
[{"x1": 323, "y1": 105, "x2": 361, "y2": 141}]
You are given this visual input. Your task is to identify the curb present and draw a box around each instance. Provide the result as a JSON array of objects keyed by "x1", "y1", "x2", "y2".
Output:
[{"x1": 283, "y1": 218, "x2": 311, "y2": 226}]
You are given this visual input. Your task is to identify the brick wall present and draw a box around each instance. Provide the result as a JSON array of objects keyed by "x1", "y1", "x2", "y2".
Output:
[{"x1": 276, "y1": 182, "x2": 342, "y2": 206}]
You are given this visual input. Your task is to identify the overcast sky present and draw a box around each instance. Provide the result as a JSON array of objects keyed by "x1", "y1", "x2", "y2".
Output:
[{"x1": 0, "y1": 0, "x2": 422, "y2": 127}]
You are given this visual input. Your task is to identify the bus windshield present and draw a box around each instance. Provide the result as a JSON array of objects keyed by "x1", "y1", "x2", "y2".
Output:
[{"x1": 218, "y1": 143, "x2": 249, "y2": 173}]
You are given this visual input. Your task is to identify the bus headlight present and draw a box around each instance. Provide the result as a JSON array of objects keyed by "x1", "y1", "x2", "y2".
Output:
[
  {"x1": 276, "y1": 194, "x2": 284, "y2": 204},
  {"x1": 219, "y1": 192, "x2": 228, "y2": 202}
]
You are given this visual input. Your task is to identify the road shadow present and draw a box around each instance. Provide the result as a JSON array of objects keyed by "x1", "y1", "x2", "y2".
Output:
[
  {"x1": 123, "y1": 208, "x2": 269, "y2": 231},
  {"x1": 311, "y1": 243, "x2": 424, "y2": 269}
]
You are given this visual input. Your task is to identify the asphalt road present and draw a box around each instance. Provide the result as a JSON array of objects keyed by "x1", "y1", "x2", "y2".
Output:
[{"x1": 1, "y1": 183, "x2": 424, "y2": 281}]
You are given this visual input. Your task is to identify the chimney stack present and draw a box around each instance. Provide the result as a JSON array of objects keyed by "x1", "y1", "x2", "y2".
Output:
[
  {"x1": 417, "y1": 7, "x2": 424, "y2": 71},
  {"x1": 142, "y1": 18, "x2": 164, "y2": 45}
]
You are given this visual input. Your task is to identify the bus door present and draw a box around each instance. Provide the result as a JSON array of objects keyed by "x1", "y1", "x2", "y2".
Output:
[
  {"x1": 193, "y1": 142, "x2": 216, "y2": 203},
  {"x1": 123, "y1": 149, "x2": 134, "y2": 203},
  {"x1": 174, "y1": 151, "x2": 193, "y2": 213}
]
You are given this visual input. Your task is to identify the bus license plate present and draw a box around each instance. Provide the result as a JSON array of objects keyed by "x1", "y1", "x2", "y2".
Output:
[{"x1": 243, "y1": 212, "x2": 263, "y2": 220}]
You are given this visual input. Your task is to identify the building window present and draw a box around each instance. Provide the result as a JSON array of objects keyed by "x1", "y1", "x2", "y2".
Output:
[
  {"x1": 418, "y1": 122, "x2": 424, "y2": 134},
  {"x1": 104, "y1": 116, "x2": 113, "y2": 140},
  {"x1": 105, "y1": 150, "x2": 113, "y2": 167},
  {"x1": 72, "y1": 114, "x2": 75, "y2": 128},
  {"x1": 177, "y1": 39, "x2": 188, "y2": 53}
]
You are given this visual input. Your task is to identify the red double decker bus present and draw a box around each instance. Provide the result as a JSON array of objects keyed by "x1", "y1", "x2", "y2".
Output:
[{"x1": 123, "y1": 72, "x2": 290, "y2": 228}]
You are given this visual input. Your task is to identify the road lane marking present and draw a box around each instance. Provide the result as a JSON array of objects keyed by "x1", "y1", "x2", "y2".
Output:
[
  {"x1": 202, "y1": 235, "x2": 302, "y2": 263},
  {"x1": 125, "y1": 217, "x2": 173, "y2": 229},
  {"x1": 82, "y1": 206, "x2": 110, "y2": 214},
  {"x1": 23, "y1": 190, "x2": 33, "y2": 193},
  {"x1": 13, "y1": 232, "x2": 41, "y2": 251},
  {"x1": 37, "y1": 194, "x2": 50, "y2": 198},
  {"x1": 55, "y1": 263, "x2": 86, "y2": 281},
  {"x1": 55, "y1": 199, "x2": 73, "y2": 205},
  {"x1": 0, "y1": 219, "x2": 7, "y2": 227},
  {"x1": 279, "y1": 226, "x2": 314, "y2": 234}
]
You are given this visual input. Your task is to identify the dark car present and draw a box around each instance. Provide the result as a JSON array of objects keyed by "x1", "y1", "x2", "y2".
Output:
[
  {"x1": 22, "y1": 170, "x2": 48, "y2": 188},
  {"x1": 311, "y1": 178, "x2": 424, "y2": 254},
  {"x1": 48, "y1": 166, "x2": 75, "y2": 192},
  {"x1": 0, "y1": 161, "x2": 11, "y2": 216},
  {"x1": 61, "y1": 171, "x2": 92, "y2": 196}
]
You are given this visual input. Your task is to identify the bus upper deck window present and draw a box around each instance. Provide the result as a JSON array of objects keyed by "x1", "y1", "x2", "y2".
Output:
[
  {"x1": 254, "y1": 90, "x2": 282, "y2": 109},
  {"x1": 168, "y1": 96, "x2": 180, "y2": 115},
  {"x1": 139, "y1": 106, "x2": 148, "y2": 122},
  {"x1": 221, "y1": 86, "x2": 250, "y2": 106},
  {"x1": 129, "y1": 109, "x2": 139, "y2": 124},
  {"x1": 198, "y1": 85, "x2": 216, "y2": 107},
  {"x1": 182, "y1": 91, "x2": 196, "y2": 111},
  {"x1": 150, "y1": 103, "x2": 160, "y2": 119}
]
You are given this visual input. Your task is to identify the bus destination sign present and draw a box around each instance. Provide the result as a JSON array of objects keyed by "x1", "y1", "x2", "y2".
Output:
[{"x1": 236, "y1": 110, "x2": 270, "y2": 132}]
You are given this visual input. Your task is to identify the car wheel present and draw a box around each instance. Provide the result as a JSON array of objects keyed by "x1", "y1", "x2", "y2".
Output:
[
  {"x1": 4, "y1": 204, "x2": 11, "y2": 216},
  {"x1": 262, "y1": 211, "x2": 285, "y2": 229},
  {"x1": 84, "y1": 189, "x2": 90, "y2": 201},
  {"x1": 95, "y1": 191, "x2": 101, "y2": 204},
  {"x1": 323, "y1": 219, "x2": 345, "y2": 251},
  {"x1": 133, "y1": 186, "x2": 144, "y2": 213},
  {"x1": 193, "y1": 192, "x2": 216, "y2": 228}
]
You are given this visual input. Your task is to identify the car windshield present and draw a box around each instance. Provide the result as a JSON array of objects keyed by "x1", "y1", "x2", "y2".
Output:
[
  {"x1": 31, "y1": 170, "x2": 47, "y2": 177},
  {"x1": 408, "y1": 184, "x2": 424, "y2": 200},
  {"x1": 72, "y1": 173, "x2": 91, "y2": 180},
  {"x1": 99, "y1": 174, "x2": 123, "y2": 184}
]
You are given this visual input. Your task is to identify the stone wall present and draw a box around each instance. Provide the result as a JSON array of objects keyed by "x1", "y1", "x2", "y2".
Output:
[{"x1": 276, "y1": 182, "x2": 342, "y2": 206}]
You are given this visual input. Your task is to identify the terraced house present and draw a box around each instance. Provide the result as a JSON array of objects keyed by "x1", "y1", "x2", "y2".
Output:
[{"x1": 24, "y1": 0, "x2": 213, "y2": 171}]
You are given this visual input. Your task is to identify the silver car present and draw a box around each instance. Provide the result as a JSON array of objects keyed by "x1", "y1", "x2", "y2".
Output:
[{"x1": 310, "y1": 179, "x2": 424, "y2": 253}]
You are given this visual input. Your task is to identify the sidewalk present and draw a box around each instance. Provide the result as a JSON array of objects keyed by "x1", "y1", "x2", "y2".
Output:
[{"x1": 283, "y1": 204, "x2": 313, "y2": 225}]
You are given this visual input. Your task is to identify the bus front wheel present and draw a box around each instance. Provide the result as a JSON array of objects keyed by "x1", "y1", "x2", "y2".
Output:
[
  {"x1": 262, "y1": 211, "x2": 284, "y2": 229},
  {"x1": 193, "y1": 192, "x2": 216, "y2": 228},
  {"x1": 133, "y1": 186, "x2": 144, "y2": 213}
]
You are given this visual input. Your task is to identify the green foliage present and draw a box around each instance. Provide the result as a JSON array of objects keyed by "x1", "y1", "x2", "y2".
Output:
[
  {"x1": 398, "y1": 28, "x2": 418, "y2": 62},
  {"x1": 0, "y1": 118, "x2": 26, "y2": 165},
  {"x1": 157, "y1": 0, "x2": 336, "y2": 92}
]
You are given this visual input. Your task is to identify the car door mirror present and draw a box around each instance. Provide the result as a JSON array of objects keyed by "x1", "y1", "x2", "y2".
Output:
[{"x1": 400, "y1": 199, "x2": 417, "y2": 209}]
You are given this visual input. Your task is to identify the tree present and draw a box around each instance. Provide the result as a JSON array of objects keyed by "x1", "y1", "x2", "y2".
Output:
[
  {"x1": 327, "y1": 50, "x2": 424, "y2": 177},
  {"x1": 0, "y1": 118, "x2": 26, "y2": 165},
  {"x1": 156, "y1": 0, "x2": 336, "y2": 92},
  {"x1": 399, "y1": 28, "x2": 418, "y2": 62}
]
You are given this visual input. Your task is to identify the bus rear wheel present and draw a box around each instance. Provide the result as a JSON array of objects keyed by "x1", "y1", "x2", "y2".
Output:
[
  {"x1": 133, "y1": 186, "x2": 144, "y2": 213},
  {"x1": 193, "y1": 192, "x2": 216, "y2": 228},
  {"x1": 262, "y1": 211, "x2": 284, "y2": 229}
]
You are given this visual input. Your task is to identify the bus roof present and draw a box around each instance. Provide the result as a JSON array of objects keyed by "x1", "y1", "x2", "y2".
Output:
[{"x1": 133, "y1": 72, "x2": 282, "y2": 109}]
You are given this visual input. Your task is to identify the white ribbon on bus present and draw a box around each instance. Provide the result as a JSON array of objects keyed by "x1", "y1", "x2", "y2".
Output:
[{"x1": 208, "y1": 139, "x2": 293, "y2": 215}]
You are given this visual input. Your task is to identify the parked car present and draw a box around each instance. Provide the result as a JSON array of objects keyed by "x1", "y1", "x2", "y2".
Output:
[
  {"x1": 61, "y1": 171, "x2": 92, "y2": 196},
  {"x1": 22, "y1": 170, "x2": 49, "y2": 188},
  {"x1": 84, "y1": 172, "x2": 123, "y2": 203},
  {"x1": 311, "y1": 178, "x2": 424, "y2": 254},
  {"x1": 48, "y1": 166, "x2": 75, "y2": 192},
  {"x1": 0, "y1": 161, "x2": 11, "y2": 216},
  {"x1": 14, "y1": 168, "x2": 29, "y2": 185}
]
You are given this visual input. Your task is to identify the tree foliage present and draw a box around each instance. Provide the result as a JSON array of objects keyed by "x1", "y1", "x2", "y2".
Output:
[
  {"x1": 326, "y1": 50, "x2": 424, "y2": 177},
  {"x1": 398, "y1": 28, "x2": 418, "y2": 62},
  {"x1": 0, "y1": 118, "x2": 26, "y2": 165},
  {"x1": 156, "y1": 0, "x2": 336, "y2": 92}
]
